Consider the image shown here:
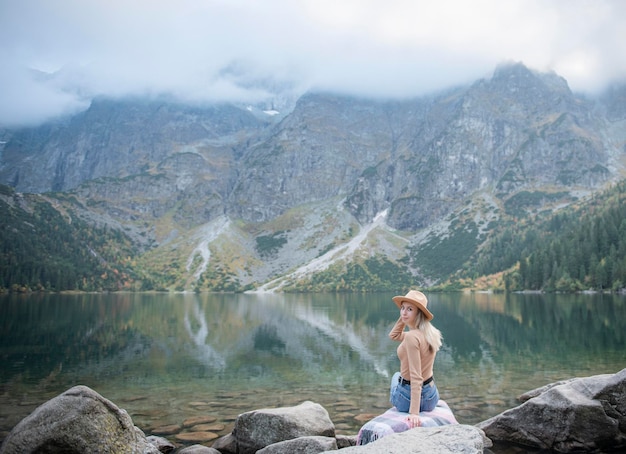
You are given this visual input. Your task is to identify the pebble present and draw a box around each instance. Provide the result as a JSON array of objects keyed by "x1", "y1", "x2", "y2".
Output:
[
  {"x1": 354, "y1": 413, "x2": 378, "y2": 422},
  {"x1": 334, "y1": 405, "x2": 358, "y2": 411},
  {"x1": 191, "y1": 423, "x2": 225, "y2": 432},
  {"x1": 18, "y1": 401, "x2": 38, "y2": 407},
  {"x1": 120, "y1": 395, "x2": 149, "y2": 402},
  {"x1": 188, "y1": 401, "x2": 212, "y2": 407},
  {"x1": 175, "y1": 431, "x2": 220, "y2": 443},
  {"x1": 372, "y1": 403, "x2": 390, "y2": 409},
  {"x1": 131, "y1": 409, "x2": 167, "y2": 418},
  {"x1": 151, "y1": 424, "x2": 182, "y2": 435},
  {"x1": 183, "y1": 416, "x2": 218, "y2": 427}
]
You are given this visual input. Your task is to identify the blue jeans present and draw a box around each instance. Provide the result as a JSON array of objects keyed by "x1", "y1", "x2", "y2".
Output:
[{"x1": 389, "y1": 371, "x2": 439, "y2": 413}]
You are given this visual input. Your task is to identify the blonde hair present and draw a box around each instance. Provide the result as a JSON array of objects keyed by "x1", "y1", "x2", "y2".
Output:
[{"x1": 416, "y1": 311, "x2": 443, "y2": 353}]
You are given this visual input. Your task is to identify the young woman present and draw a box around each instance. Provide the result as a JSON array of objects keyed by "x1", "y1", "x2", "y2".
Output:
[{"x1": 388, "y1": 290, "x2": 443, "y2": 428}]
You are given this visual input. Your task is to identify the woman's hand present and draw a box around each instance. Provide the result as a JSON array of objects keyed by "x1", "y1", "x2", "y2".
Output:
[{"x1": 406, "y1": 414, "x2": 421, "y2": 428}]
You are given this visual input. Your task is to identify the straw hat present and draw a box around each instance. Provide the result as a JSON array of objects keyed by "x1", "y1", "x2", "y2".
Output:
[{"x1": 392, "y1": 290, "x2": 433, "y2": 320}]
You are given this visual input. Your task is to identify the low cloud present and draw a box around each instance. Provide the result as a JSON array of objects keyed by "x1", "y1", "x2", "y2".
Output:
[{"x1": 1, "y1": 0, "x2": 625, "y2": 127}]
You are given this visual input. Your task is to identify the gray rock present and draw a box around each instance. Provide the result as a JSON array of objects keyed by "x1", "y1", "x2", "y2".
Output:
[
  {"x1": 336, "y1": 433, "x2": 357, "y2": 448},
  {"x1": 177, "y1": 445, "x2": 221, "y2": 454},
  {"x1": 477, "y1": 368, "x2": 626, "y2": 452},
  {"x1": 211, "y1": 432, "x2": 237, "y2": 453},
  {"x1": 233, "y1": 400, "x2": 335, "y2": 454},
  {"x1": 338, "y1": 424, "x2": 486, "y2": 453},
  {"x1": 0, "y1": 385, "x2": 159, "y2": 454},
  {"x1": 257, "y1": 435, "x2": 338, "y2": 454},
  {"x1": 517, "y1": 377, "x2": 577, "y2": 401},
  {"x1": 146, "y1": 435, "x2": 175, "y2": 453}
]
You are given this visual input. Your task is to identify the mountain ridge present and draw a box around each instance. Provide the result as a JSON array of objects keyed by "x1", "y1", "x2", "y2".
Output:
[{"x1": 1, "y1": 62, "x2": 625, "y2": 292}]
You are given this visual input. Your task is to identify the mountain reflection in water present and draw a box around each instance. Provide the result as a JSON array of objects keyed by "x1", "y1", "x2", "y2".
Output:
[{"x1": 0, "y1": 292, "x2": 624, "y2": 447}]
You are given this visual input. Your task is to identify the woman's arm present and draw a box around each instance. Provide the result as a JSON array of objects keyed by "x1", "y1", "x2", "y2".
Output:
[{"x1": 388, "y1": 316, "x2": 405, "y2": 341}]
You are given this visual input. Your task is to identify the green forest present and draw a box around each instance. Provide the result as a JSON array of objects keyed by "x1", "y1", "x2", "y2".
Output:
[
  {"x1": 0, "y1": 185, "x2": 151, "y2": 292},
  {"x1": 2, "y1": 180, "x2": 626, "y2": 293},
  {"x1": 462, "y1": 180, "x2": 626, "y2": 292}
]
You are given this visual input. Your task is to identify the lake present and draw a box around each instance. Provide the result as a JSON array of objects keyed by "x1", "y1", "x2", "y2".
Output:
[{"x1": 1, "y1": 291, "x2": 625, "y2": 451}]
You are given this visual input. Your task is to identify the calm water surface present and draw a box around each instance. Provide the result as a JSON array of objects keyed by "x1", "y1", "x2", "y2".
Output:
[{"x1": 0, "y1": 292, "x2": 625, "y2": 450}]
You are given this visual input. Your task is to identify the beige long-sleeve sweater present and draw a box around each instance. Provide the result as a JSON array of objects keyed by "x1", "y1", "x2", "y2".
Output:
[{"x1": 388, "y1": 317, "x2": 436, "y2": 414}]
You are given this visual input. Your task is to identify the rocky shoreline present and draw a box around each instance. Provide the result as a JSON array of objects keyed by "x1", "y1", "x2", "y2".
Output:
[{"x1": 1, "y1": 369, "x2": 624, "y2": 453}]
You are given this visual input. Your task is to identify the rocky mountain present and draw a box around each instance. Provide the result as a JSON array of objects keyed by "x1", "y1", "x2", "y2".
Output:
[{"x1": 1, "y1": 62, "x2": 625, "y2": 292}]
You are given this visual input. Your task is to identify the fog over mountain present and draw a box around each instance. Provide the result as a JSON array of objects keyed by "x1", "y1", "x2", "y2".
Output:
[{"x1": 1, "y1": 0, "x2": 625, "y2": 127}]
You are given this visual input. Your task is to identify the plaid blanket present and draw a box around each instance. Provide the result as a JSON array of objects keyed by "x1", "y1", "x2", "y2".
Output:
[{"x1": 356, "y1": 400, "x2": 458, "y2": 445}]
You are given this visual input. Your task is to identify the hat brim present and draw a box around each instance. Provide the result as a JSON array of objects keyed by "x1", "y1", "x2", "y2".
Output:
[{"x1": 392, "y1": 295, "x2": 434, "y2": 320}]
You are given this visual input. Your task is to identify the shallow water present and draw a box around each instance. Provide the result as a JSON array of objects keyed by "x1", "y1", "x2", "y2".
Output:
[{"x1": 0, "y1": 292, "x2": 624, "y2": 450}]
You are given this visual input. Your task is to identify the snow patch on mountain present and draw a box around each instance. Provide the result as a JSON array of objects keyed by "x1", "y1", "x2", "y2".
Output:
[
  {"x1": 186, "y1": 216, "x2": 230, "y2": 281},
  {"x1": 255, "y1": 210, "x2": 393, "y2": 292}
]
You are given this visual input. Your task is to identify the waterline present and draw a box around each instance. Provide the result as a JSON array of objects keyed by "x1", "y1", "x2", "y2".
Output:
[{"x1": 1, "y1": 292, "x2": 624, "y2": 449}]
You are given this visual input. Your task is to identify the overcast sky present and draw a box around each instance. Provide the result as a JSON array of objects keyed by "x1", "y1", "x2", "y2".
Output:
[{"x1": 1, "y1": 0, "x2": 625, "y2": 127}]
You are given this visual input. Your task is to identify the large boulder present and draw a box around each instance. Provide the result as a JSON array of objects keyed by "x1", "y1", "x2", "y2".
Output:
[
  {"x1": 177, "y1": 445, "x2": 220, "y2": 454},
  {"x1": 0, "y1": 385, "x2": 159, "y2": 454},
  {"x1": 477, "y1": 368, "x2": 626, "y2": 452},
  {"x1": 256, "y1": 435, "x2": 337, "y2": 453},
  {"x1": 232, "y1": 400, "x2": 335, "y2": 454},
  {"x1": 338, "y1": 424, "x2": 487, "y2": 453}
]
